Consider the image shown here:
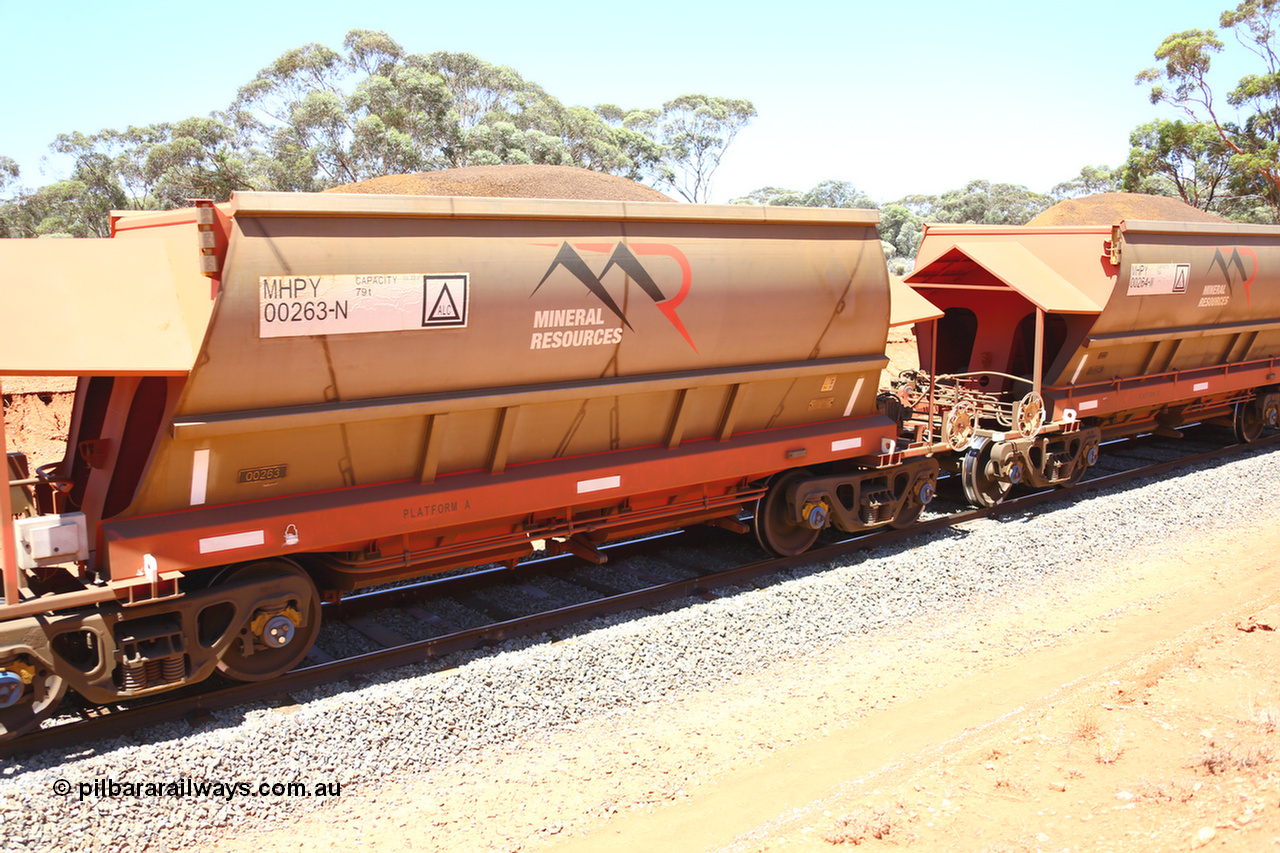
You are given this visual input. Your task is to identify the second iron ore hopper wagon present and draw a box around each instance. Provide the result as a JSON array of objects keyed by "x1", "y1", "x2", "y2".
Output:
[
  {"x1": 0, "y1": 192, "x2": 938, "y2": 736},
  {"x1": 893, "y1": 219, "x2": 1280, "y2": 505}
]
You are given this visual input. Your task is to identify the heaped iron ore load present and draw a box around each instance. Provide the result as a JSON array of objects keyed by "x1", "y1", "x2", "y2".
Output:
[{"x1": 0, "y1": 192, "x2": 940, "y2": 737}]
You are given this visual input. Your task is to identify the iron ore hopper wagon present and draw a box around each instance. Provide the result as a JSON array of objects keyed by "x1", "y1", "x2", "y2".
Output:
[
  {"x1": 888, "y1": 220, "x2": 1280, "y2": 505},
  {"x1": 5, "y1": 193, "x2": 1277, "y2": 742},
  {"x1": 0, "y1": 193, "x2": 939, "y2": 737}
]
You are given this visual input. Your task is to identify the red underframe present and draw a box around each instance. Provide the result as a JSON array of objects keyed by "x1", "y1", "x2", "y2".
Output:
[{"x1": 98, "y1": 415, "x2": 897, "y2": 585}]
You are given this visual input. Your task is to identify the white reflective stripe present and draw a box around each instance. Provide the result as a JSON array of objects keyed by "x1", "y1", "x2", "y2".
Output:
[
  {"x1": 190, "y1": 449, "x2": 210, "y2": 506},
  {"x1": 842, "y1": 377, "x2": 865, "y2": 417},
  {"x1": 831, "y1": 437, "x2": 863, "y2": 452},
  {"x1": 577, "y1": 475, "x2": 621, "y2": 494},
  {"x1": 1193, "y1": 381, "x2": 1210, "y2": 392},
  {"x1": 1079, "y1": 400, "x2": 1099, "y2": 411},
  {"x1": 199, "y1": 530, "x2": 265, "y2": 554},
  {"x1": 1070, "y1": 354, "x2": 1089, "y2": 384}
]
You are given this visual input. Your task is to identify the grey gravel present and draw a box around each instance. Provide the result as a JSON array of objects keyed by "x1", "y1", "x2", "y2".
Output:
[{"x1": 1, "y1": 442, "x2": 1277, "y2": 852}]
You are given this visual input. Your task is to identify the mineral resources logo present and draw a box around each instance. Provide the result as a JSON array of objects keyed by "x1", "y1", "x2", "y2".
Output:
[
  {"x1": 529, "y1": 242, "x2": 696, "y2": 352},
  {"x1": 1209, "y1": 246, "x2": 1258, "y2": 306}
]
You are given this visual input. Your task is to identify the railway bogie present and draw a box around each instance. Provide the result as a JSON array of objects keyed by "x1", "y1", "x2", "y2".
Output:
[
  {"x1": 0, "y1": 554, "x2": 322, "y2": 713},
  {"x1": 752, "y1": 456, "x2": 939, "y2": 556}
]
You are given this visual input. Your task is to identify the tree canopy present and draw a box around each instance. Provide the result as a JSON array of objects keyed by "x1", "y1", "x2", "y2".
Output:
[
  {"x1": 651, "y1": 95, "x2": 756, "y2": 203},
  {"x1": 897, "y1": 180, "x2": 1053, "y2": 226},
  {"x1": 1050, "y1": 165, "x2": 1120, "y2": 199},
  {"x1": 1120, "y1": 119, "x2": 1236, "y2": 211},
  {"x1": 731, "y1": 177, "x2": 1065, "y2": 268},
  {"x1": 18, "y1": 11, "x2": 1280, "y2": 241},
  {"x1": 1136, "y1": 0, "x2": 1280, "y2": 220},
  {"x1": 0, "y1": 157, "x2": 18, "y2": 195},
  {"x1": 1, "y1": 29, "x2": 753, "y2": 237},
  {"x1": 731, "y1": 180, "x2": 877, "y2": 210}
]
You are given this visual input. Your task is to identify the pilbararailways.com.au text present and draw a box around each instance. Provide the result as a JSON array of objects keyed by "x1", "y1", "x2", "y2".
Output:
[{"x1": 52, "y1": 777, "x2": 341, "y2": 801}]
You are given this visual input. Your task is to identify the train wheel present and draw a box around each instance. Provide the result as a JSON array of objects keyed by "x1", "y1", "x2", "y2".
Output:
[
  {"x1": 0, "y1": 663, "x2": 67, "y2": 740},
  {"x1": 1061, "y1": 460, "x2": 1089, "y2": 487},
  {"x1": 1061, "y1": 438, "x2": 1100, "y2": 488},
  {"x1": 754, "y1": 470, "x2": 821, "y2": 557},
  {"x1": 961, "y1": 437, "x2": 1013, "y2": 508},
  {"x1": 216, "y1": 561, "x2": 321, "y2": 682},
  {"x1": 1234, "y1": 400, "x2": 1265, "y2": 444},
  {"x1": 889, "y1": 479, "x2": 935, "y2": 529}
]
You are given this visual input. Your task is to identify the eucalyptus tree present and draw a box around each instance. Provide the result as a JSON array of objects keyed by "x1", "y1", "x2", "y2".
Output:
[
  {"x1": 232, "y1": 30, "x2": 453, "y2": 188},
  {"x1": 900, "y1": 180, "x2": 1052, "y2": 225},
  {"x1": 0, "y1": 156, "x2": 17, "y2": 194},
  {"x1": 1121, "y1": 119, "x2": 1235, "y2": 211},
  {"x1": 4, "y1": 28, "x2": 760, "y2": 237},
  {"x1": 1137, "y1": 0, "x2": 1280, "y2": 219},
  {"x1": 230, "y1": 34, "x2": 699, "y2": 187},
  {"x1": 653, "y1": 95, "x2": 756, "y2": 202},
  {"x1": 1050, "y1": 165, "x2": 1120, "y2": 199},
  {"x1": 730, "y1": 180, "x2": 876, "y2": 210}
]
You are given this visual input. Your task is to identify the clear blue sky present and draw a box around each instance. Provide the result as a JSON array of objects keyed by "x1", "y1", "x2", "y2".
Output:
[{"x1": 0, "y1": 0, "x2": 1245, "y2": 203}]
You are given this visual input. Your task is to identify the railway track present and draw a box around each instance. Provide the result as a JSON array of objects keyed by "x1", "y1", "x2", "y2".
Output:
[{"x1": 5, "y1": 426, "x2": 1278, "y2": 759}]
